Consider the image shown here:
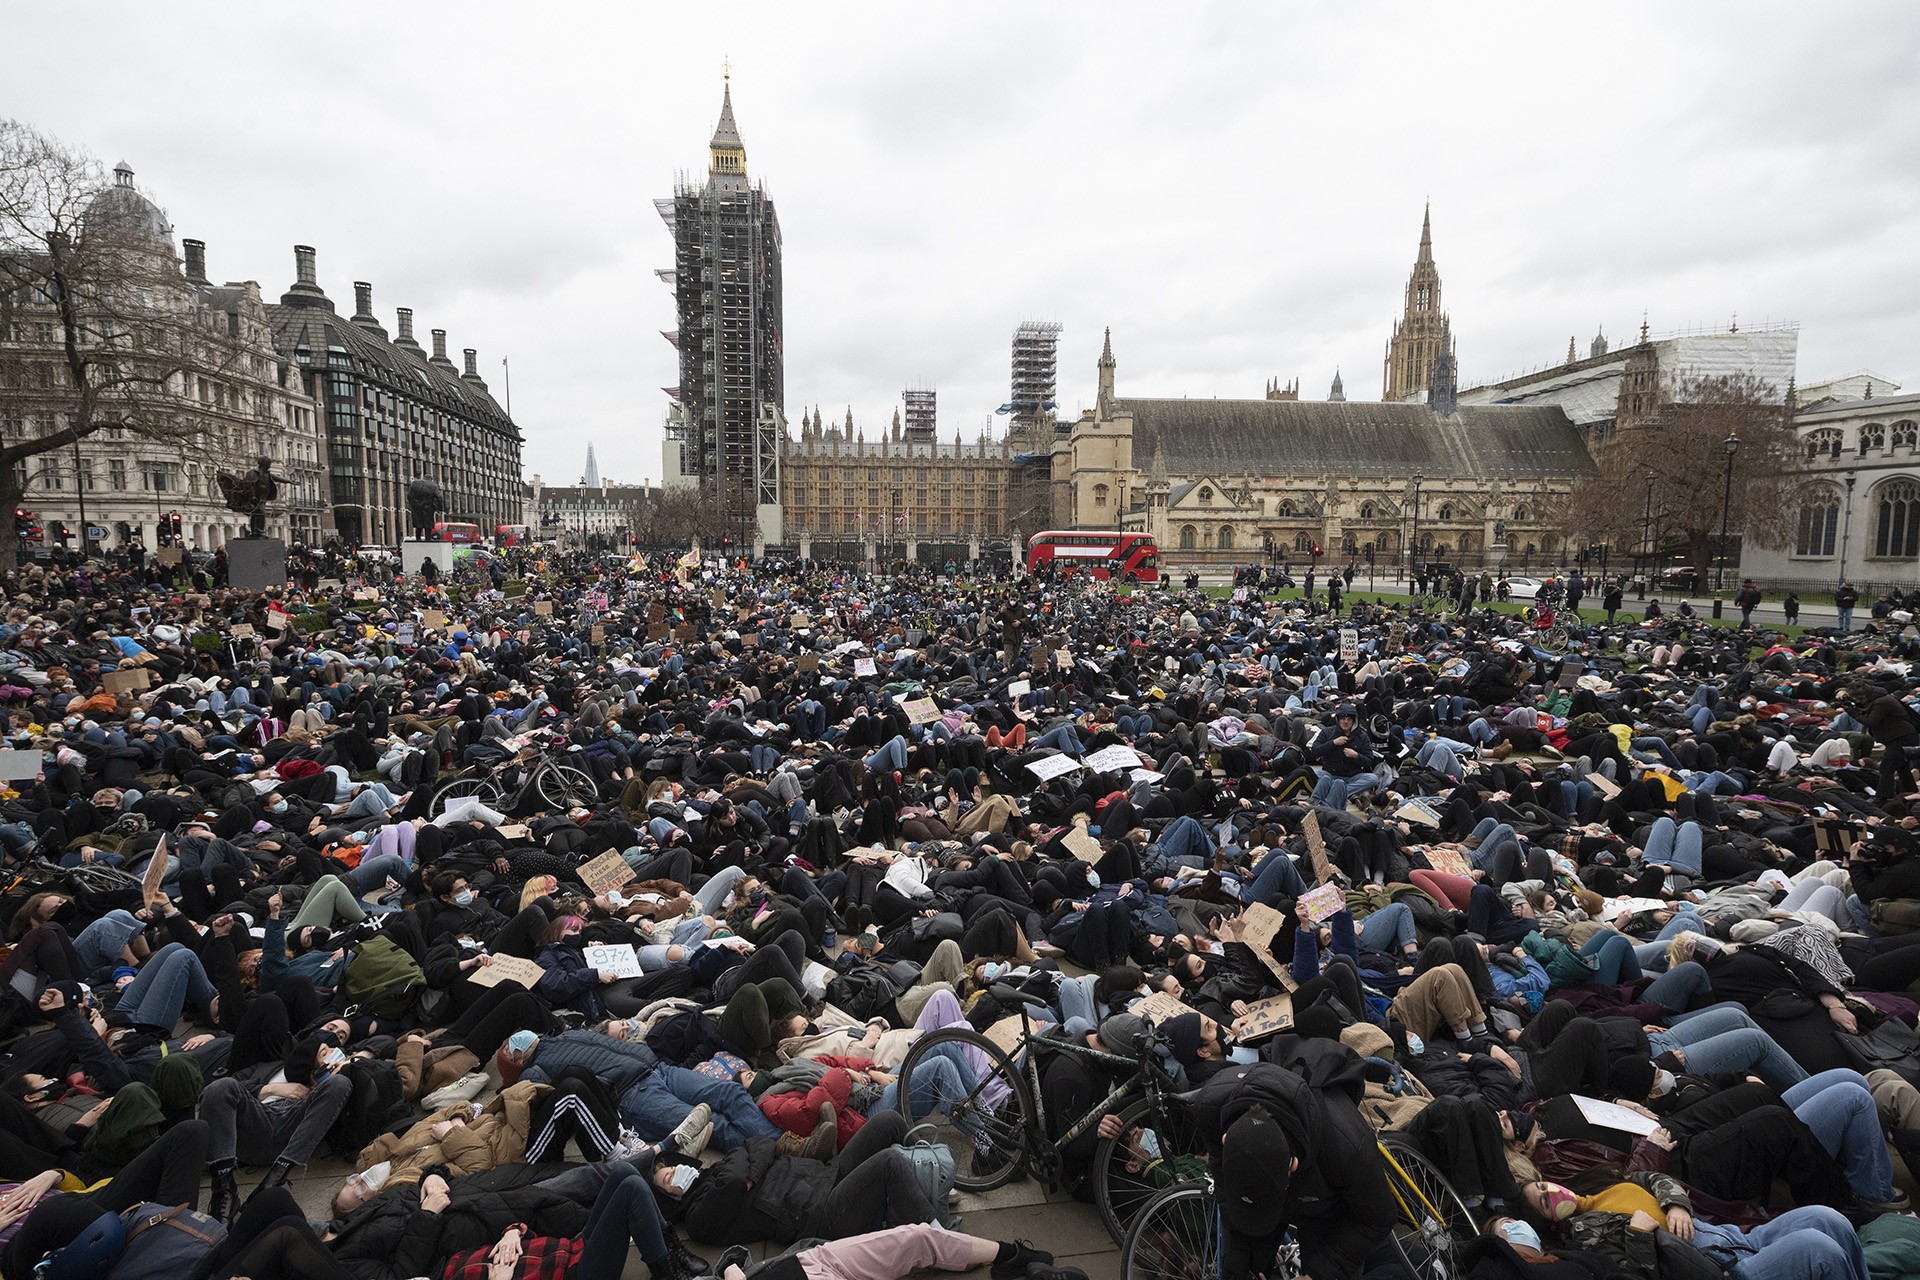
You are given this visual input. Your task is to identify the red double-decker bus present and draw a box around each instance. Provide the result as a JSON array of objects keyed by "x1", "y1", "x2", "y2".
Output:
[{"x1": 1025, "y1": 530, "x2": 1159, "y2": 583}]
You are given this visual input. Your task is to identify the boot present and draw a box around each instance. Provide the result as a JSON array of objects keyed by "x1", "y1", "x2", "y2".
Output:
[
  {"x1": 206, "y1": 1159, "x2": 239, "y2": 1227},
  {"x1": 665, "y1": 1226, "x2": 710, "y2": 1279},
  {"x1": 1892, "y1": 1127, "x2": 1920, "y2": 1188},
  {"x1": 246, "y1": 1158, "x2": 296, "y2": 1206}
]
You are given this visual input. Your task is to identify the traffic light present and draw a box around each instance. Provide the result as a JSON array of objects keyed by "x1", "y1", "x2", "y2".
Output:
[
  {"x1": 13, "y1": 510, "x2": 31, "y2": 536},
  {"x1": 168, "y1": 512, "x2": 183, "y2": 544},
  {"x1": 51, "y1": 522, "x2": 69, "y2": 547},
  {"x1": 1312, "y1": 544, "x2": 1321, "y2": 558}
]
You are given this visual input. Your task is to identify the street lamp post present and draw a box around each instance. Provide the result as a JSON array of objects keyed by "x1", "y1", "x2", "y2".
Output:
[
  {"x1": 1713, "y1": 432, "x2": 1739, "y2": 616},
  {"x1": 1407, "y1": 472, "x2": 1423, "y2": 588},
  {"x1": 1838, "y1": 472, "x2": 1858, "y2": 584},
  {"x1": 1640, "y1": 471, "x2": 1654, "y2": 599}
]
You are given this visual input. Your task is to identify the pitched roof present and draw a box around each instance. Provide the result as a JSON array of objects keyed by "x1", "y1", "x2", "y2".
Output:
[
  {"x1": 267, "y1": 300, "x2": 520, "y2": 441},
  {"x1": 1115, "y1": 397, "x2": 1591, "y2": 480}
]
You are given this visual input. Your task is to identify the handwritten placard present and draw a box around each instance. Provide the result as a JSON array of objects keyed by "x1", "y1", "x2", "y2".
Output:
[
  {"x1": 854, "y1": 657, "x2": 877, "y2": 677},
  {"x1": 141, "y1": 833, "x2": 168, "y2": 903},
  {"x1": 984, "y1": 1015, "x2": 1026, "y2": 1055},
  {"x1": 103, "y1": 668, "x2": 152, "y2": 695},
  {"x1": 1572, "y1": 1094, "x2": 1662, "y2": 1136},
  {"x1": 229, "y1": 623, "x2": 256, "y2": 639},
  {"x1": 468, "y1": 954, "x2": 547, "y2": 989},
  {"x1": 1296, "y1": 881, "x2": 1346, "y2": 927},
  {"x1": 901, "y1": 697, "x2": 941, "y2": 725},
  {"x1": 1134, "y1": 991, "x2": 1200, "y2": 1026},
  {"x1": 1236, "y1": 902, "x2": 1300, "y2": 992},
  {"x1": 1302, "y1": 811, "x2": 1334, "y2": 884},
  {"x1": 1026, "y1": 754, "x2": 1083, "y2": 782},
  {"x1": 1423, "y1": 848, "x2": 1472, "y2": 879},
  {"x1": 423, "y1": 609, "x2": 449, "y2": 630},
  {"x1": 1339, "y1": 628, "x2": 1359, "y2": 664},
  {"x1": 354, "y1": 588, "x2": 379, "y2": 602},
  {"x1": 533, "y1": 600, "x2": 554, "y2": 617},
  {"x1": 583, "y1": 943, "x2": 643, "y2": 980},
  {"x1": 1084, "y1": 744, "x2": 1146, "y2": 775},
  {"x1": 1006, "y1": 679, "x2": 1030, "y2": 699},
  {"x1": 1395, "y1": 800, "x2": 1442, "y2": 830},
  {"x1": 1062, "y1": 824, "x2": 1103, "y2": 864},
  {"x1": 1587, "y1": 772, "x2": 1621, "y2": 800},
  {"x1": 395, "y1": 623, "x2": 416, "y2": 646},
  {"x1": 577, "y1": 848, "x2": 636, "y2": 895},
  {"x1": 1233, "y1": 994, "x2": 1295, "y2": 1041}
]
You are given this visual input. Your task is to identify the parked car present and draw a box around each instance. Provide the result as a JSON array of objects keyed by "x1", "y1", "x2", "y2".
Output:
[
  {"x1": 1504, "y1": 576, "x2": 1543, "y2": 600},
  {"x1": 1660, "y1": 565, "x2": 1699, "y2": 591}
]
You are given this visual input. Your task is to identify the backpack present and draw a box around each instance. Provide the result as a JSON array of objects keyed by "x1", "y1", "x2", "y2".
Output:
[
  {"x1": 1840, "y1": 1016, "x2": 1920, "y2": 1087},
  {"x1": 328, "y1": 1056, "x2": 412, "y2": 1157},
  {"x1": 1870, "y1": 899, "x2": 1920, "y2": 936},
  {"x1": 894, "y1": 1123, "x2": 958, "y2": 1226},
  {"x1": 342, "y1": 935, "x2": 425, "y2": 1019},
  {"x1": 825, "y1": 965, "x2": 901, "y2": 1023},
  {"x1": 108, "y1": 1203, "x2": 226, "y2": 1280}
]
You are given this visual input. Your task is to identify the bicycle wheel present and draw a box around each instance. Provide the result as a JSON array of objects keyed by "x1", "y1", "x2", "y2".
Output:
[
  {"x1": 1094, "y1": 1095, "x2": 1207, "y2": 1244},
  {"x1": 1121, "y1": 1181, "x2": 1220, "y2": 1280},
  {"x1": 537, "y1": 763, "x2": 601, "y2": 810},
  {"x1": 433, "y1": 775, "x2": 489, "y2": 810},
  {"x1": 893, "y1": 1026, "x2": 1034, "y2": 1191},
  {"x1": 1380, "y1": 1136, "x2": 1477, "y2": 1278}
]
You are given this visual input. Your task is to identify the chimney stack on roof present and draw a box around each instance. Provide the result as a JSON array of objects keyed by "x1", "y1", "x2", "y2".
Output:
[
  {"x1": 430, "y1": 329, "x2": 452, "y2": 365},
  {"x1": 463, "y1": 349, "x2": 478, "y2": 377},
  {"x1": 295, "y1": 245, "x2": 317, "y2": 287},
  {"x1": 182, "y1": 239, "x2": 208, "y2": 284},
  {"x1": 353, "y1": 282, "x2": 374, "y2": 319},
  {"x1": 395, "y1": 307, "x2": 419, "y2": 348}
]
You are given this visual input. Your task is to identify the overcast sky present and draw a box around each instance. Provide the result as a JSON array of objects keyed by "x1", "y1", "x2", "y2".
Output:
[{"x1": 8, "y1": 2, "x2": 1917, "y2": 486}]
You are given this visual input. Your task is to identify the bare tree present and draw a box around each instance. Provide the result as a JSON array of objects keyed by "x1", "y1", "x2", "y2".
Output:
[
  {"x1": 634, "y1": 483, "x2": 728, "y2": 549},
  {"x1": 0, "y1": 119, "x2": 213, "y2": 571},
  {"x1": 1564, "y1": 372, "x2": 1797, "y2": 584}
]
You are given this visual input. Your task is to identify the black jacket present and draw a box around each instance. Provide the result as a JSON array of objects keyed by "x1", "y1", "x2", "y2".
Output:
[
  {"x1": 680, "y1": 1135, "x2": 836, "y2": 1244},
  {"x1": 1191, "y1": 1062, "x2": 1397, "y2": 1280}
]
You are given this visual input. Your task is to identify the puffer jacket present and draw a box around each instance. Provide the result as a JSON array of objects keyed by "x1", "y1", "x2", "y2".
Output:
[{"x1": 355, "y1": 1079, "x2": 547, "y2": 1186}]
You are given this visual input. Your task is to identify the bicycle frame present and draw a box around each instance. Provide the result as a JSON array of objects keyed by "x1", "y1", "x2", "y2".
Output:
[{"x1": 1002, "y1": 997, "x2": 1176, "y2": 1185}]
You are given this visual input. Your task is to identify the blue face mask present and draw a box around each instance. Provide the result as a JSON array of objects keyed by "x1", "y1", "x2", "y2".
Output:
[{"x1": 1499, "y1": 1219, "x2": 1541, "y2": 1251}]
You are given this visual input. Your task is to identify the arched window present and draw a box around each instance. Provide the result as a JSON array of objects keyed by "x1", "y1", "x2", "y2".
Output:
[
  {"x1": 1874, "y1": 481, "x2": 1920, "y2": 558},
  {"x1": 1294, "y1": 532, "x2": 1313, "y2": 552},
  {"x1": 1341, "y1": 534, "x2": 1357, "y2": 554},
  {"x1": 1359, "y1": 501, "x2": 1375, "y2": 519},
  {"x1": 1896, "y1": 422, "x2": 1919, "y2": 451},
  {"x1": 1437, "y1": 504, "x2": 1453, "y2": 520},
  {"x1": 1458, "y1": 533, "x2": 1475, "y2": 553},
  {"x1": 1376, "y1": 530, "x2": 1396, "y2": 552},
  {"x1": 1862, "y1": 423, "x2": 1887, "y2": 454},
  {"x1": 1277, "y1": 500, "x2": 1296, "y2": 517},
  {"x1": 1218, "y1": 525, "x2": 1233, "y2": 550},
  {"x1": 1796, "y1": 492, "x2": 1840, "y2": 556},
  {"x1": 1806, "y1": 428, "x2": 1843, "y2": 460},
  {"x1": 1513, "y1": 504, "x2": 1529, "y2": 522},
  {"x1": 1198, "y1": 486, "x2": 1213, "y2": 505},
  {"x1": 1092, "y1": 484, "x2": 1109, "y2": 509},
  {"x1": 1179, "y1": 525, "x2": 1197, "y2": 550},
  {"x1": 1540, "y1": 535, "x2": 1556, "y2": 554}
]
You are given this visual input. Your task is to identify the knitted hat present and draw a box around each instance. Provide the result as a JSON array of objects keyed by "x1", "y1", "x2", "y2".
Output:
[
  {"x1": 1219, "y1": 1108, "x2": 1291, "y2": 1237},
  {"x1": 1160, "y1": 1012, "x2": 1203, "y2": 1064},
  {"x1": 1607, "y1": 1056, "x2": 1656, "y2": 1102},
  {"x1": 1339, "y1": 1023, "x2": 1395, "y2": 1061}
]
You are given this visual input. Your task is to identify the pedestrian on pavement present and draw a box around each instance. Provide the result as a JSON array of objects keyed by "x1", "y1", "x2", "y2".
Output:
[
  {"x1": 1784, "y1": 591, "x2": 1800, "y2": 625},
  {"x1": 1836, "y1": 581, "x2": 1860, "y2": 633},
  {"x1": 1737, "y1": 579, "x2": 1762, "y2": 627}
]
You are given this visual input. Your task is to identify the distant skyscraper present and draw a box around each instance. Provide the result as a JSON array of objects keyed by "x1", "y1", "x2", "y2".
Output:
[
  {"x1": 1383, "y1": 205, "x2": 1451, "y2": 402},
  {"x1": 583, "y1": 443, "x2": 600, "y2": 488},
  {"x1": 657, "y1": 73, "x2": 785, "y2": 545}
]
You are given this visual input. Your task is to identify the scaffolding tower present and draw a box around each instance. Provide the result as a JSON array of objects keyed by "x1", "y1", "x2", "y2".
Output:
[
  {"x1": 998, "y1": 321, "x2": 1062, "y2": 449},
  {"x1": 902, "y1": 386, "x2": 937, "y2": 442}
]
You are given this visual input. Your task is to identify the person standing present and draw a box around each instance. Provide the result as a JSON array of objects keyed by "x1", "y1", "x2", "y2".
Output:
[
  {"x1": 1565, "y1": 571, "x2": 1585, "y2": 616},
  {"x1": 1784, "y1": 591, "x2": 1801, "y2": 626},
  {"x1": 1603, "y1": 578, "x2": 1624, "y2": 624},
  {"x1": 1736, "y1": 578, "x2": 1762, "y2": 627},
  {"x1": 1835, "y1": 582, "x2": 1859, "y2": 633}
]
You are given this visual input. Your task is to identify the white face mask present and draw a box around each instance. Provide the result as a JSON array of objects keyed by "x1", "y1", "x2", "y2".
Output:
[
  {"x1": 1653, "y1": 1069, "x2": 1677, "y2": 1097},
  {"x1": 358, "y1": 1160, "x2": 393, "y2": 1192},
  {"x1": 666, "y1": 1164, "x2": 699, "y2": 1193}
]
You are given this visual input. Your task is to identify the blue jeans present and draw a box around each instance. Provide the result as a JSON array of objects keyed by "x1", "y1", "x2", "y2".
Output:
[
  {"x1": 1578, "y1": 932, "x2": 1641, "y2": 985},
  {"x1": 864, "y1": 735, "x2": 909, "y2": 774},
  {"x1": 73, "y1": 910, "x2": 145, "y2": 974},
  {"x1": 348, "y1": 853, "x2": 411, "y2": 894},
  {"x1": 1631, "y1": 736, "x2": 1682, "y2": 768},
  {"x1": 1032, "y1": 725, "x2": 1084, "y2": 756},
  {"x1": 1642, "y1": 817, "x2": 1703, "y2": 877},
  {"x1": 1786, "y1": 1069, "x2": 1898, "y2": 1202},
  {"x1": 877, "y1": 1049, "x2": 975, "y2": 1121},
  {"x1": 1158, "y1": 815, "x2": 1213, "y2": 867},
  {"x1": 1640, "y1": 961, "x2": 1714, "y2": 1013},
  {"x1": 1699, "y1": 1205, "x2": 1868, "y2": 1280},
  {"x1": 114, "y1": 942, "x2": 215, "y2": 1029},
  {"x1": 619, "y1": 1063, "x2": 782, "y2": 1152},
  {"x1": 1466, "y1": 718, "x2": 1498, "y2": 746},
  {"x1": 1633, "y1": 910, "x2": 1706, "y2": 971},
  {"x1": 1311, "y1": 771, "x2": 1377, "y2": 807},
  {"x1": 1242, "y1": 847, "x2": 1309, "y2": 905},
  {"x1": 1415, "y1": 739, "x2": 1465, "y2": 779},
  {"x1": 1357, "y1": 902, "x2": 1416, "y2": 954},
  {"x1": 1647, "y1": 1004, "x2": 1807, "y2": 1089},
  {"x1": 1838, "y1": 605, "x2": 1854, "y2": 633}
]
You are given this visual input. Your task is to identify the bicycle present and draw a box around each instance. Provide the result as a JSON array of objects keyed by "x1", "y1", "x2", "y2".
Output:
[
  {"x1": 433, "y1": 733, "x2": 600, "y2": 814},
  {"x1": 1120, "y1": 1135, "x2": 1476, "y2": 1280},
  {"x1": 891, "y1": 983, "x2": 1204, "y2": 1244}
]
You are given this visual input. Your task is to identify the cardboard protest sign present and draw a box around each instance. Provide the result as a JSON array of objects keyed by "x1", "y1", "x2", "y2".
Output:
[
  {"x1": 591, "y1": 625, "x2": 605, "y2": 644},
  {"x1": 1394, "y1": 799, "x2": 1442, "y2": 829},
  {"x1": 103, "y1": 668, "x2": 152, "y2": 695},
  {"x1": 1295, "y1": 881, "x2": 1346, "y2": 927},
  {"x1": 157, "y1": 547, "x2": 183, "y2": 566},
  {"x1": 583, "y1": 944, "x2": 643, "y2": 980},
  {"x1": 229, "y1": 623, "x2": 255, "y2": 639},
  {"x1": 1586, "y1": 772, "x2": 1622, "y2": 800},
  {"x1": 1006, "y1": 680, "x2": 1030, "y2": 699},
  {"x1": 1422, "y1": 848, "x2": 1472, "y2": 878},
  {"x1": 1026, "y1": 754, "x2": 1083, "y2": 782},
  {"x1": 0, "y1": 749, "x2": 42, "y2": 782},
  {"x1": 1236, "y1": 902, "x2": 1300, "y2": 991},
  {"x1": 353, "y1": 588, "x2": 379, "y2": 601},
  {"x1": 1134, "y1": 991, "x2": 1200, "y2": 1026},
  {"x1": 1062, "y1": 824, "x2": 1103, "y2": 864},
  {"x1": 423, "y1": 609, "x2": 449, "y2": 630},
  {"x1": 901, "y1": 697, "x2": 941, "y2": 725},
  {"x1": 577, "y1": 848, "x2": 637, "y2": 895},
  {"x1": 395, "y1": 624, "x2": 416, "y2": 646},
  {"x1": 533, "y1": 600, "x2": 554, "y2": 617},
  {"x1": 1232, "y1": 994, "x2": 1295, "y2": 1041},
  {"x1": 798, "y1": 653, "x2": 820, "y2": 672},
  {"x1": 854, "y1": 657, "x2": 878, "y2": 677},
  {"x1": 1301, "y1": 811, "x2": 1334, "y2": 884},
  {"x1": 141, "y1": 833, "x2": 168, "y2": 904},
  {"x1": 468, "y1": 954, "x2": 547, "y2": 989},
  {"x1": 984, "y1": 1015, "x2": 1026, "y2": 1055},
  {"x1": 1339, "y1": 628, "x2": 1359, "y2": 664}
]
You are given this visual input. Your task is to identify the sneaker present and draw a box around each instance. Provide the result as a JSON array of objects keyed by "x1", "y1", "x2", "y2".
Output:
[
  {"x1": 609, "y1": 1126, "x2": 653, "y2": 1162},
  {"x1": 421, "y1": 1072, "x2": 488, "y2": 1109},
  {"x1": 992, "y1": 1242, "x2": 1053, "y2": 1280},
  {"x1": 665, "y1": 1103, "x2": 712, "y2": 1155}
]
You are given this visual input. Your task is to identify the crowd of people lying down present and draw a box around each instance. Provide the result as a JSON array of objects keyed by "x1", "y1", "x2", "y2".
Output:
[{"x1": 2, "y1": 548, "x2": 1920, "y2": 1280}]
